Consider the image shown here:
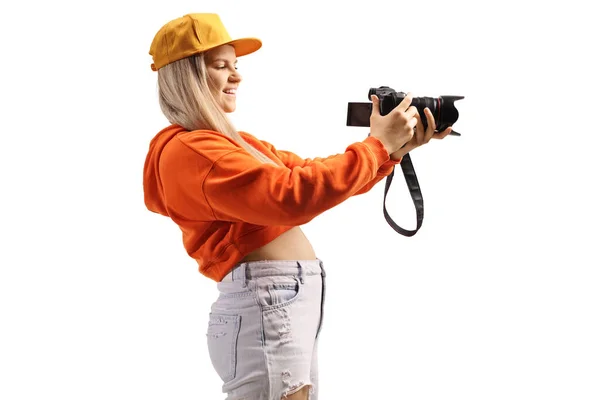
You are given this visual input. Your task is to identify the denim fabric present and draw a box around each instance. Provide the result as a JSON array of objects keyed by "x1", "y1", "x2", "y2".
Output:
[{"x1": 206, "y1": 259, "x2": 326, "y2": 399}]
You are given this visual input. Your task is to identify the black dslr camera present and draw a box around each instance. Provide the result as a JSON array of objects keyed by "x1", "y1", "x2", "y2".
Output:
[
  {"x1": 346, "y1": 86, "x2": 465, "y2": 237},
  {"x1": 347, "y1": 86, "x2": 463, "y2": 136}
]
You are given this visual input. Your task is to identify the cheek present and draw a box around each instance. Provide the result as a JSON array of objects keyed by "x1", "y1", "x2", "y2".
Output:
[
  {"x1": 208, "y1": 70, "x2": 227, "y2": 89},
  {"x1": 217, "y1": 72, "x2": 230, "y2": 87}
]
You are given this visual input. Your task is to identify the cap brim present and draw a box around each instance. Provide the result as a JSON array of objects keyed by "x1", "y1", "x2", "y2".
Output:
[{"x1": 227, "y1": 38, "x2": 262, "y2": 57}]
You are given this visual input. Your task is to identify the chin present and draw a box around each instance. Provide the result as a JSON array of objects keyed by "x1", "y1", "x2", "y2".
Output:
[{"x1": 219, "y1": 99, "x2": 236, "y2": 113}]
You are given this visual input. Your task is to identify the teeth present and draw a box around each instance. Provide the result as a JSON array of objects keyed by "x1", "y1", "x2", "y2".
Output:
[{"x1": 224, "y1": 89, "x2": 237, "y2": 94}]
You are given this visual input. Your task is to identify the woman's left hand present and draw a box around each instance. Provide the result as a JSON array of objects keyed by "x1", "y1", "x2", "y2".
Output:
[{"x1": 390, "y1": 107, "x2": 453, "y2": 160}]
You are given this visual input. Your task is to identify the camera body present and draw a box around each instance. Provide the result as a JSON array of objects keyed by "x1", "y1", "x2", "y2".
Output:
[{"x1": 347, "y1": 86, "x2": 463, "y2": 135}]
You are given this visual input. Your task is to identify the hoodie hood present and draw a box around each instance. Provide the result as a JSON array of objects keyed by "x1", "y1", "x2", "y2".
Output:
[{"x1": 143, "y1": 124, "x2": 188, "y2": 216}]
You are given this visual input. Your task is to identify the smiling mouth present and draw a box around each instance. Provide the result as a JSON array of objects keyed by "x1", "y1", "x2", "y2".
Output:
[{"x1": 223, "y1": 89, "x2": 237, "y2": 96}]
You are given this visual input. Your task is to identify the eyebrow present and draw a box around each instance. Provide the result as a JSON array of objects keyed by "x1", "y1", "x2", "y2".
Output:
[{"x1": 211, "y1": 58, "x2": 238, "y2": 64}]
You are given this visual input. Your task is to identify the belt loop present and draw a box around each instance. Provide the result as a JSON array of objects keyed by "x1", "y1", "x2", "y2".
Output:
[
  {"x1": 236, "y1": 263, "x2": 247, "y2": 288},
  {"x1": 243, "y1": 262, "x2": 252, "y2": 287},
  {"x1": 297, "y1": 261, "x2": 304, "y2": 284}
]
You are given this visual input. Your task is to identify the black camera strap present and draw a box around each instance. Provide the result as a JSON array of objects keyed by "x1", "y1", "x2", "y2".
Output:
[{"x1": 382, "y1": 153, "x2": 423, "y2": 236}]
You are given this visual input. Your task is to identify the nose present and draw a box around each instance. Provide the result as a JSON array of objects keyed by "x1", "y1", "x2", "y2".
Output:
[{"x1": 229, "y1": 69, "x2": 242, "y2": 83}]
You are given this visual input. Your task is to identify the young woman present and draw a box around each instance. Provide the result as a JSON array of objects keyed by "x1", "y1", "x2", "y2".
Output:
[{"x1": 143, "y1": 13, "x2": 452, "y2": 400}]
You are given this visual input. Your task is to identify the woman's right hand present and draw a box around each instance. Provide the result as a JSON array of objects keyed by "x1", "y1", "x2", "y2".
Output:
[{"x1": 369, "y1": 93, "x2": 418, "y2": 154}]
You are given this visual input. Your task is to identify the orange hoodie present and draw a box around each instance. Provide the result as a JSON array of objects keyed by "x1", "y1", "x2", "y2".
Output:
[{"x1": 143, "y1": 124, "x2": 402, "y2": 282}]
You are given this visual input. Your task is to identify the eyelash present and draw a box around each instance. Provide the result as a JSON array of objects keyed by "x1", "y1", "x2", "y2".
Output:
[{"x1": 217, "y1": 66, "x2": 238, "y2": 70}]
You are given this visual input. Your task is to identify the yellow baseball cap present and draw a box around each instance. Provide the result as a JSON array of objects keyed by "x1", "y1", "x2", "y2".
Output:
[{"x1": 149, "y1": 13, "x2": 262, "y2": 71}]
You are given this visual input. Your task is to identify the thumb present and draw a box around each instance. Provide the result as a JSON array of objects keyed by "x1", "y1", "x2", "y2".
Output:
[{"x1": 370, "y1": 95, "x2": 381, "y2": 117}]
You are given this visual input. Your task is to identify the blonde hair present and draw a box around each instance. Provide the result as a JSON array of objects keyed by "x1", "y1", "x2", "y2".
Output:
[{"x1": 156, "y1": 53, "x2": 279, "y2": 166}]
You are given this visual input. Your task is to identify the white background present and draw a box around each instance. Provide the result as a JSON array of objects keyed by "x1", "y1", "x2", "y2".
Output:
[{"x1": 1, "y1": 0, "x2": 599, "y2": 399}]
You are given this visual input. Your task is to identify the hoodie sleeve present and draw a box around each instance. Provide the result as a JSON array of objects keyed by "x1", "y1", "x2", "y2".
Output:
[
  {"x1": 245, "y1": 133, "x2": 402, "y2": 196},
  {"x1": 200, "y1": 135, "x2": 396, "y2": 226},
  {"x1": 352, "y1": 157, "x2": 401, "y2": 195}
]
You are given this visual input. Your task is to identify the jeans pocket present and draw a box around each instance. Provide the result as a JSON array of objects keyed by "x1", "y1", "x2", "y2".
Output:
[
  {"x1": 257, "y1": 277, "x2": 302, "y2": 311},
  {"x1": 206, "y1": 313, "x2": 241, "y2": 383},
  {"x1": 268, "y1": 282, "x2": 298, "y2": 305}
]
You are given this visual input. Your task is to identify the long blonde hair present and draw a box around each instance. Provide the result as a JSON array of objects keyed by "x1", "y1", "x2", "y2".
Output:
[{"x1": 156, "y1": 53, "x2": 278, "y2": 166}]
